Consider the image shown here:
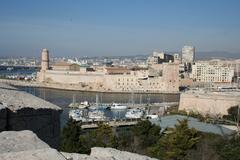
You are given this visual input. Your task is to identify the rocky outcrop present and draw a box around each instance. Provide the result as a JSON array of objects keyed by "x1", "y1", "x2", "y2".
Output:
[
  {"x1": 0, "y1": 148, "x2": 67, "y2": 160},
  {"x1": 62, "y1": 148, "x2": 159, "y2": 160},
  {"x1": 90, "y1": 147, "x2": 158, "y2": 160},
  {"x1": 0, "y1": 130, "x2": 49, "y2": 153},
  {"x1": 0, "y1": 130, "x2": 158, "y2": 160},
  {"x1": 0, "y1": 130, "x2": 66, "y2": 160},
  {"x1": 0, "y1": 83, "x2": 62, "y2": 148}
]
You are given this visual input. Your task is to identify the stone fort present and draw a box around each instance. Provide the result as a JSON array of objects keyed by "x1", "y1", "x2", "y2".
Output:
[{"x1": 37, "y1": 49, "x2": 179, "y2": 93}]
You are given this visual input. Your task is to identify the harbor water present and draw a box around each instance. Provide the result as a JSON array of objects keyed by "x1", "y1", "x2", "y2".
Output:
[{"x1": 17, "y1": 86, "x2": 180, "y2": 127}]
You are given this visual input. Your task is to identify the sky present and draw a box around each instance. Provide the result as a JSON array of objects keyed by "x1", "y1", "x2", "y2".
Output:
[{"x1": 0, "y1": 0, "x2": 240, "y2": 57}]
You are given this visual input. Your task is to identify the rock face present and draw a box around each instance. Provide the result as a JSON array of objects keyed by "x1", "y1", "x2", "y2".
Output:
[
  {"x1": 0, "y1": 130, "x2": 158, "y2": 160},
  {"x1": 0, "y1": 148, "x2": 67, "y2": 160},
  {"x1": 0, "y1": 130, "x2": 50, "y2": 153},
  {"x1": 0, "y1": 83, "x2": 62, "y2": 148},
  {"x1": 62, "y1": 148, "x2": 159, "y2": 160},
  {"x1": 0, "y1": 130, "x2": 66, "y2": 160},
  {"x1": 90, "y1": 147, "x2": 158, "y2": 160}
]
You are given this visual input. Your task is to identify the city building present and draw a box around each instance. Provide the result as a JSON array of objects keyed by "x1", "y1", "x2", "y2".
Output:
[
  {"x1": 182, "y1": 46, "x2": 195, "y2": 72},
  {"x1": 182, "y1": 46, "x2": 195, "y2": 63},
  {"x1": 147, "y1": 51, "x2": 174, "y2": 65},
  {"x1": 37, "y1": 49, "x2": 179, "y2": 93},
  {"x1": 173, "y1": 53, "x2": 180, "y2": 61},
  {"x1": 52, "y1": 62, "x2": 80, "y2": 71},
  {"x1": 190, "y1": 62, "x2": 234, "y2": 83},
  {"x1": 206, "y1": 59, "x2": 240, "y2": 78}
]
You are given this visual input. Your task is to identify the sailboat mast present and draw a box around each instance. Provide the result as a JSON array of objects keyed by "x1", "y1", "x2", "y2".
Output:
[{"x1": 96, "y1": 93, "x2": 99, "y2": 107}]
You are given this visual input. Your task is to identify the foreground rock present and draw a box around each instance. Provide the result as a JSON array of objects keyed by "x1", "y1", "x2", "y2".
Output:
[
  {"x1": 0, "y1": 83, "x2": 62, "y2": 148},
  {"x1": 0, "y1": 130, "x2": 49, "y2": 153},
  {"x1": 0, "y1": 130, "x2": 158, "y2": 160},
  {"x1": 62, "y1": 147, "x2": 158, "y2": 160},
  {"x1": 91, "y1": 147, "x2": 158, "y2": 160}
]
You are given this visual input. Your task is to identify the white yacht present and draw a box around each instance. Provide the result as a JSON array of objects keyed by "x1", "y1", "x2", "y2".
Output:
[
  {"x1": 69, "y1": 109, "x2": 91, "y2": 122},
  {"x1": 88, "y1": 110, "x2": 106, "y2": 121},
  {"x1": 78, "y1": 101, "x2": 90, "y2": 109},
  {"x1": 146, "y1": 114, "x2": 159, "y2": 119},
  {"x1": 125, "y1": 108, "x2": 144, "y2": 119},
  {"x1": 89, "y1": 105, "x2": 109, "y2": 110},
  {"x1": 110, "y1": 103, "x2": 127, "y2": 110},
  {"x1": 6, "y1": 67, "x2": 14, "y2": 71},
  {"x1": 68, "y1": 102, "x2": 80, "y2": 108}
]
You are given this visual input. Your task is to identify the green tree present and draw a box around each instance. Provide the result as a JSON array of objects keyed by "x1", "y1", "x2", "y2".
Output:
[
  {"x1": 223, "y1": 106, "x2": 240, "y2": 123},
  {"x1": 92, "y1": 123, "x2": 118, "y2": 148},
  {"x1": 217, "y1": 136, "x2": 240, "y2": 160},
  {"x1": 132, "y1": 120, "x2": 161, "y2": 153},
  {"x1": 148, "y1": 119, "x2": 200, "y2": 160},
  {"x1": 60, "y1": 118, "x2": 90, "y2": 153}
]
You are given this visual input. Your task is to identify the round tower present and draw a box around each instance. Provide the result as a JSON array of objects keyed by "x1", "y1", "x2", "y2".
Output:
[{"x1": 41, "y1": 48, "x2": 49, "y2": 71}]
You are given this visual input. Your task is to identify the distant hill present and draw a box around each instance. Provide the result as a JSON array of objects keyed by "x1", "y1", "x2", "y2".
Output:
[{"x1": 195, "y1": 51, "x2": 240, "y2": 60}]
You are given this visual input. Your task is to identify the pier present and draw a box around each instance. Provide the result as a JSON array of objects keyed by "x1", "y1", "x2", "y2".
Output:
[{"x1": 81, "y1": 119, "x2": 141, "y2": 129}]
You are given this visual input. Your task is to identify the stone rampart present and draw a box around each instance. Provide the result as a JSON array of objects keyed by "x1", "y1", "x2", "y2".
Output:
[
  {"x1": 179, "y1": 90, "x2": 240, "y2": 116},
  {"x1": 0, "y1": 83, "x2": 62, "y2": 148}
]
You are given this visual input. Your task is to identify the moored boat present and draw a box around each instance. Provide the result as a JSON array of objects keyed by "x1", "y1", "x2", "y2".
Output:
[
  {"x1": 125, "y1": 108, "x2": 144, "y2": 119},
  {"x1": 110, "y1": 103, "x2": 128, "y2": 110},
  {"x1": 88, "y1": 109, "x2": 106, "y2": 121},
  {"x1": 69, "y1": 109, "x2": 92, "y2": 122}
]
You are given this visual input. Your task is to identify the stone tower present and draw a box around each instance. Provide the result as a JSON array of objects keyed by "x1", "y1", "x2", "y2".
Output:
[{"x1": 41, "y1": 48, "x2": 49, "y2": 71}]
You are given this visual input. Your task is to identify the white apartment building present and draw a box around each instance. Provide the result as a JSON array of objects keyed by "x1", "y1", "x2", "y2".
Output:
[
  {"x1": 207, "y1": 59, "x2": 240, "y2": 77},
  {"x1": 190, "y1": 62, "x2": 234, "y2": 83}
]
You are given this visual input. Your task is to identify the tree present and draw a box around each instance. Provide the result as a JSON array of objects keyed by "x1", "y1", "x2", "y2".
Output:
[
  {"x1": 60, "y1": 118, "x2": 81, "y2": 152},
  {"x1": 60, "y1": 118, "x2": 89, "y2": 153},
  {"x1": 148, "y1": 119, "x2": 200, "y2": 160},
  {"x1": 132, "y1": 120, "x2": 161, "y2": 153},
  {"x1": 223, "y1": 105, "x2": 240, "y2": 123},
  {"x1": 92, "y1": 123, "x2": 118, "y2": 148},
  {"x1": 216, "y1": 136, "x2": 240, "y2": 160}
]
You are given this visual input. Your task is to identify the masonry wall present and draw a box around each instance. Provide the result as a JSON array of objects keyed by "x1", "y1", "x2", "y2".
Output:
[
  {"x1": 0, "y1": 106, "x2": 61, "y2": 149},
  {"x1": 7, "y1": 108, "x2": 61, "y2": 149},
  {"x1": 38, "y1": 63, "x2": 180, "y2": 93},
  {"x1": 0, "y1": 105, "x2": 6, "y2": 132},
  {"x1": 179, "y1": 92, "x2": 240, "y2": 116},
  {"x1": 43, "y1": 70, "x2": 105, "y2": 84}
]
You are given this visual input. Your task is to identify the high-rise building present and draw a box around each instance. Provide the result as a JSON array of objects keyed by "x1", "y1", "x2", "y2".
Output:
[
  {"x1": 181, "y1": 46, "x2": 195, "y2": 72},
  {"x1": 182, "y1": 46, "x2": 195, "y2": 63}
]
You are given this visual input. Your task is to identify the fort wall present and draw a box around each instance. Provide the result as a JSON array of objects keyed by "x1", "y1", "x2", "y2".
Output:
[{"x1": 179, "y1": 91, "x2": 240, "y2": 116}]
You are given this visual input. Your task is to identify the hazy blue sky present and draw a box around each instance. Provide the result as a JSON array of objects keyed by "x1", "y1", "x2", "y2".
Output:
[{"x1": 0, "y1": 0, "x2": 240, "y2": 57}]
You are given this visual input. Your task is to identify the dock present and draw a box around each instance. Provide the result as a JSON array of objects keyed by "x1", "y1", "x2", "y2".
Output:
[{"x1": 81, "y1": 120, "x2": 140, "y2": 129}]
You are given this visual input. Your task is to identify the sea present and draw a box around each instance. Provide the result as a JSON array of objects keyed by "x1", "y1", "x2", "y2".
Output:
[
  {"x1": 18, "y1": 86, "x2": 179, "y2": 127},
  {"x1": 0, "y1": 66, "x2": 38, "y2": 77}
]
